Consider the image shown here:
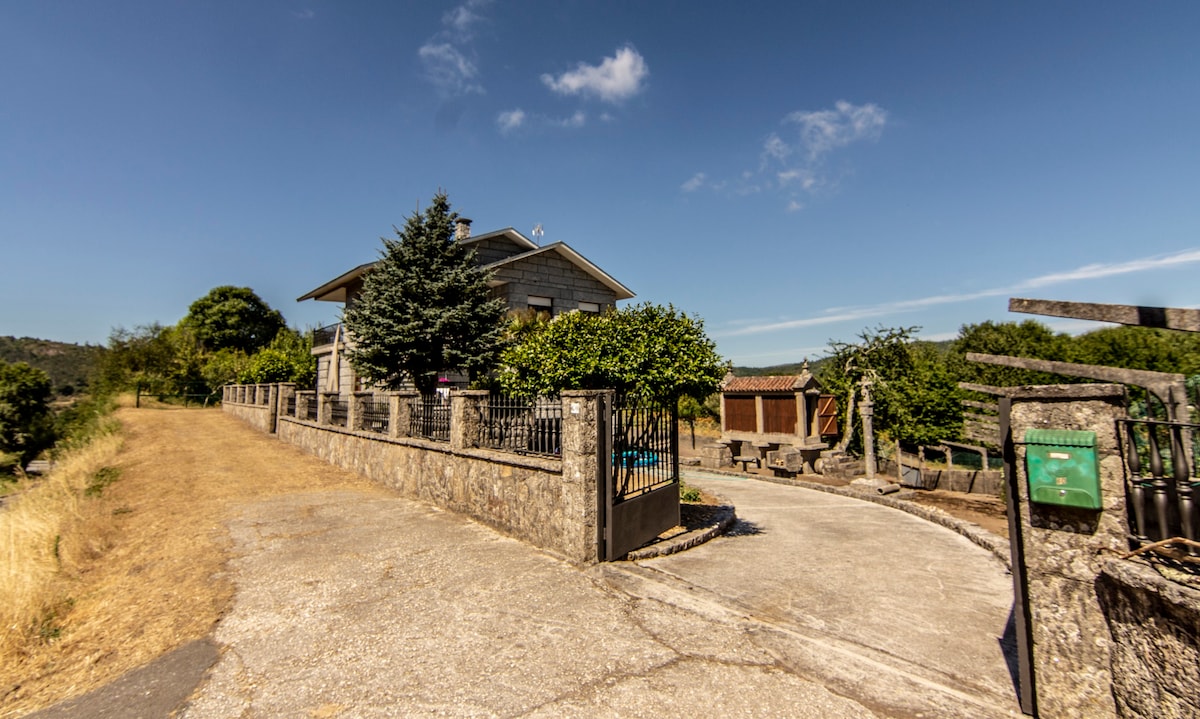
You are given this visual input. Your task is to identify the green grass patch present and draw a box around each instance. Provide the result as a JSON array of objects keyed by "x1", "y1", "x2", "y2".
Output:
[{"x1": 85, "y1": 467, "x2": 121, "y2": 497}]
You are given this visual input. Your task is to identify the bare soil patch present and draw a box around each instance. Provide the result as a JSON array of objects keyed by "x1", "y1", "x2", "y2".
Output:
[
  {"x1": 906, "y1": 489, "x2": 1009, "y2": 538},
  {"x1": 0, "y1": 407, "x2": 383, "y2": 718}
]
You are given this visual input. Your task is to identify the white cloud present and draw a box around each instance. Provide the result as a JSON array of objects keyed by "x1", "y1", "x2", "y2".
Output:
[
  {"x1": 555, "y1": 111, "x2": 587, "y2": 128},
  {"x1": 494, "y1": 109, "x2": 591, "y2": 135},
  {"x1": 419, "y1": 1, "x2": 490, "y2": 97},
  {"x1": 419, "y1": 43, "x2": 482, "y2": 97},
  {"x1": 443, "y1": 0, "x2": 490, "y2": 34},
  {"x1": 541, "y1": 45, "x2": 648, "y2": 103},
  {"x1": 694, "y1": 100, "x2": 887, "y2": 210},
  {"x1": 761, "y1": 133, "x2": 790, "y2": 163},
  {"x1": 497, "y1": 109, "x2": 526, "y2": 133},
  {"x1": 294, "y1": 9, "x2": 315, "y2": 20},
  {"x1": 681, "y1": 173, "x2": 706, "y2": 192},
  {"x1": 721, "y1": 248, "x2": 1200, "y2": 337},
  {"x1": 785, "y1": 100, "x2": 887, "y2": 160}
]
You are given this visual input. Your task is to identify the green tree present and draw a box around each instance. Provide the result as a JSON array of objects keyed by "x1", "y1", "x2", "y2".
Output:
[
  {"x1": 948, "y1": 320, "x2": 1075, "y2": 387},
  {"x1": 0, "y1": 361, "x2": 56, "y2": 472},
  {"x1": 499, "y1": 303, "x2": 727, "y2": 400},
  {"x1": 239, "y1": 329, "x2": 316, "y2": 385},
  {"x1": 94, "y1": 323, "x2": 178, "y2": 395},
  {"x1": 343, "y1": 192, "x2": 507, "y2": 394},
  {"x1": 182, "y1": 286, "x2": 285, "y2": 354},
  {"x1": 819, "y1": 326, "x2": 962, "y2": 453}
]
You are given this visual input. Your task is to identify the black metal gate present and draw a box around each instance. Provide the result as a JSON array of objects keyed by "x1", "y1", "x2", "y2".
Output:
[{"x1": 600, "y1": 394, "x2": 680, "y2": 561}]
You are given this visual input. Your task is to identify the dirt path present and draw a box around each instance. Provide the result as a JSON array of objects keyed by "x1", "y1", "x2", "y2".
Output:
[{"x1": 1, "y1": 408, "x2": 385, "y2": 718}]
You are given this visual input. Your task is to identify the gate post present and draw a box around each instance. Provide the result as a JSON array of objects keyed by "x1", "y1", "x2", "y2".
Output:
[
  {"x1": 561, "y1": 390, "x2": 612, "y2": 564},
  {"x1": 1006, "y1": 383, "x2": 1127, "y2": 718}
]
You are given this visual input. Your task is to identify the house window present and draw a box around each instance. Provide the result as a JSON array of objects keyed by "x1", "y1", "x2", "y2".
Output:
[
  {"x1": 527, "y1": 295, "x2": 552, "y2": 312},
  {"x1": 578, "y1": 301, "x2": 600, "y2": 313}
]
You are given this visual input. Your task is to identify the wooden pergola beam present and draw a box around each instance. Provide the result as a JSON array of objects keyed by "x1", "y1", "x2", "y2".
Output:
[{"x1": 1009, "y1": 298, "x2": 1200, "y2": 332}]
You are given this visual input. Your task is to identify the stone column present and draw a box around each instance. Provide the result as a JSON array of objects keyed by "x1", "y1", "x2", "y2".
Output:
[
  {"x1": 561, "y1": 390, "x2": 610, "y2": 564},
  {"x1": 349, "y1": 391, "x2": 369, "y2": 431},
  {"x1": 450, "y1": 390, "x2": 489, "y2": 450},
  {"x1": 389, "y1": 391, "x2": 418, "y2": 438},
  {"x1": 319, "y1": 392, "x2": 336, "y2": 425},
  {"x1": 1009, "y1": 384, "x2": 1127, "y2": 719},
  {"x1": 860, "y1": 379, "x2": 876, "y2": 479}
]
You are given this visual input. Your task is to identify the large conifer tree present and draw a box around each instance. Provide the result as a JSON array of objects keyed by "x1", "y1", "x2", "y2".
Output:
[{"x1": 342, "y1": 192, "x2": 507, "y2": 394}]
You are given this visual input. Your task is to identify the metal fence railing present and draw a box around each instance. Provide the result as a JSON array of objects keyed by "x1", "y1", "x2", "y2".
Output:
[
  {"x1": 611, "y1": 395, "x2": 679, "y2": 502},
  {"x1": 1119, "y1": 418, "x2": 1200, "y2": 564},
  {"x1": 328, "y1": 398, "x2": 349, "y2": 427},
  {"x1": 285, "y1": 394, "x2": 297, "y2": 417},
  {"x1": 361, "y1": 397, "x2": 390, "y2": 434},
  {"x1": 409, "y1": 395, "x2": 450, "y2": 442},
  {"x1": 478, "y1": 396, "x2": 562, "y2": 456},
  {"x1": 312, "y1": 323, "x2": 341, "y2": 347}
]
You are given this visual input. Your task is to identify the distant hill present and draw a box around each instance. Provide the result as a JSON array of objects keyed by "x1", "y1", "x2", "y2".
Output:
[
  {"x1": 732, "y1": 356, "x2": 832, "y2": 377},
  {"x1": 0, "y1": 336, "x2": 103, "y2": 395}
]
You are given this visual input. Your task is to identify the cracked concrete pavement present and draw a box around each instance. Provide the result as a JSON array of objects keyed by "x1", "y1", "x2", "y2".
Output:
[
  {"x1": 28, "y1": 465, "x2": 1022, "y2": 718},
  {"x1": 171, "y1": 470, "x2": 1019, "y2": 717},
  {"x1": 178, "y1": 489, "x2": 879, "y2": 718}
]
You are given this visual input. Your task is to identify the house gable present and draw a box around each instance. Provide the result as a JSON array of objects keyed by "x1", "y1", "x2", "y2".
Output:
[
  {"x1": 485, "y1": 243, "x2": 634, "y2": 314},
  {"x1": 460, "y1": 228, "x2": 538, "y2": 265}
]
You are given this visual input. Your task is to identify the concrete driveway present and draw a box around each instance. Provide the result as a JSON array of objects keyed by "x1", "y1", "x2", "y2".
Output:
[
  {"x1": 28, "y1": 472, "x2": 1021, "y2": 718},
  {"x1": 608, "y1": 470, "x2": 1021, "y2": 717}
]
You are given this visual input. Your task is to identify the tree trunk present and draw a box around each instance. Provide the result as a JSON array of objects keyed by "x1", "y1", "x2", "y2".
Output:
[{"x1": 836, "y1": 388, "x2": 857, "y2": 453}]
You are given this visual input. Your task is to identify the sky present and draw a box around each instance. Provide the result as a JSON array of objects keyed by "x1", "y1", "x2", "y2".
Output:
[{"x1": 2, "y1": 1, "x2": 1199, "y2": 366}]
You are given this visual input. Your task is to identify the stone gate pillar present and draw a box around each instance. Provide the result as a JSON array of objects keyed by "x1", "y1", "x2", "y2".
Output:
[
  {"x1": 1007, "y1": 383, "x2": 1127, "y2": 718},
  {"x1": 561, "y1": 390, "x2": 610, "y2": 564}
]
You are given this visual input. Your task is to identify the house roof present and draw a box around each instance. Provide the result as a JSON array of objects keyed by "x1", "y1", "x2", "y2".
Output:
[
  {"x1": 483, "y1": 242, "x2": 635, "y2": 300},
  {"x1": 296, "y1": 262, "x2": 375, "y2": 303},
  {"x1": 296, "y1": 228, "x2": 634, "y2": 303},
  {"x1": 721, "y1": 376, "x2": 804, "y2": 393}
]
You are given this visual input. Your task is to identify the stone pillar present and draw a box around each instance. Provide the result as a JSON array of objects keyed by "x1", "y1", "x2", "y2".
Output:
[
  {"x1": 320, "y1": 392, "x2": 337, "y2": 425},
  {"x1": 561, "y1": 390, "x2": 610, "y2": 564},
  {"x1": 860, "y1": 379, "x2": 876, "y2": 479},
  {"x1": 1009, "y1": 384, "x2": 1127, "y2": 719},
  {"x1": 389, "y1": 391, "x2": 418, "y2": 438},
  {"x1": 267, "y1": 384, "x2": 279, "y2": 433},
  {"x1": 277, "y1": 383, "x2": 296, "y2": 419},
  {"x1": 450, "y1": 390, "x2": 489, "y2": 450},
  {"x1": 349, "y1": 391, "x2": 370, "y2": 431}
]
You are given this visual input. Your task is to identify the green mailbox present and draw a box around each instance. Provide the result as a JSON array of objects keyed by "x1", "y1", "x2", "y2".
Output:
[{"x1": 1024, "y1": 429, "x2": 1101, "y2": 510}]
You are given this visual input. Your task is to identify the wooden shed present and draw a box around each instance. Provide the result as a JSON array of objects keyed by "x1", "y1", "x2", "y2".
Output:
[{"x1": 717, "y1": 362, "x2": 838, "y2": 472}]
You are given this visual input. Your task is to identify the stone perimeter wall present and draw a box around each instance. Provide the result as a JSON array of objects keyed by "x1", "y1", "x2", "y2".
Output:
[
  {"x1": 1097, "y1": 559, "x2": 1200, "y2": 719},
  {"x1": 224, "y1": 385, "x2": 604, "y2": 565},
  {"x1": 223, "y1": 385, "x2": 276, "y2": 434}
]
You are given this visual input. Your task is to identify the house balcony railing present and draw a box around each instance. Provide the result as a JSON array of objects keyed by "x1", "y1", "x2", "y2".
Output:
[{"x1": 312, "y1": 323, "x2": 342, "y2": 348}]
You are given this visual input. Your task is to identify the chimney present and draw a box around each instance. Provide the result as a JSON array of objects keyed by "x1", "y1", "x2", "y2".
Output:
[{"x1": 454, "y1": 217, "x2": 472, "y2": 241}]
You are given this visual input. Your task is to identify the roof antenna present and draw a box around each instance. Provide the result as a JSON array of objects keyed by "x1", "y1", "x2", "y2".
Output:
[{"x1": 532, "y1": 224, "x2": 544, "y2": 246}]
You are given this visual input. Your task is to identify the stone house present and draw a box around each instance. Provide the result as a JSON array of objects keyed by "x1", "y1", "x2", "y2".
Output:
[{"x1": 297, "y1": 219, "x2": 635, "y2": 394}]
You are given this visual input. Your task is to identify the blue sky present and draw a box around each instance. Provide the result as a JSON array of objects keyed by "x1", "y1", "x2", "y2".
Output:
[{"x1": 3, "y1": 1, "x2": 1198, "y2": 365}]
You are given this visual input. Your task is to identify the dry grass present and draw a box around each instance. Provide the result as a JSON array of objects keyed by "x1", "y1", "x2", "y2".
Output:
[
  {"x1": 0, "y1": 406, "x2": 383, "y2": 717},
  {"x1": 0, "y1": 425, "x2": 124, "y2": 663}
]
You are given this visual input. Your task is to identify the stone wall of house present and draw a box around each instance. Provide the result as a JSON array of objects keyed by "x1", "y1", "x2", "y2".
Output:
[
  {"x1": 491, "y1": 251, "x2": 617, "y2": 313},
  {"x1": 471, "y1": 235, "x2": 526, "y2": 265},
  {"x1": 1096, "y1": 559, "x2": 1200, "y2": 719}
]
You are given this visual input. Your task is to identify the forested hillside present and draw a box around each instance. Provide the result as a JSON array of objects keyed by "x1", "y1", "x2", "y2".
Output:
[{"x1": 0, "y1": 336, "x2": 102, "y2": 395}]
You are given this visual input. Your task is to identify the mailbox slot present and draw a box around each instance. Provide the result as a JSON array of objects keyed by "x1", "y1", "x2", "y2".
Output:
[{"x1": 1024, "y1": 429, "x2": 1101, "y2": 510}]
